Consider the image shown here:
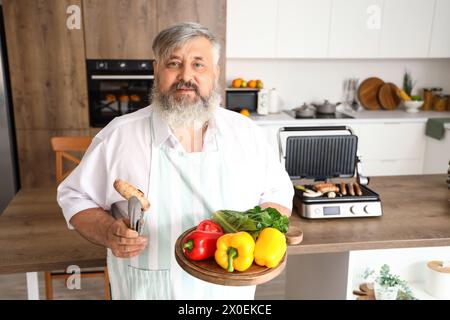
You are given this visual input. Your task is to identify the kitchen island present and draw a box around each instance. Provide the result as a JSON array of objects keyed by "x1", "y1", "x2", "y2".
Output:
[
  {"x1": 285, "y1": 174, "x2": 450, "y2": 299},
  {"x1": 0, "y1": 175, "x2": 448, "y2": 299}
]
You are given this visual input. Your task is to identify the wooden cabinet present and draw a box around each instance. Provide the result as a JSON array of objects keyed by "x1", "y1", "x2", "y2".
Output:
[
  {"x1": 429, "y1": 0, "x2": 450, "y2": 58},
  {"x1": 83, "y1": 0, "x2": 226, "y2": 90},
  {"x1": 277, "y1": 0, "x2": 331, "y2": 58},
  {"x1": 328, "y1": 0, "x2": 383, "y2": 58},
  {"x1": 3, "y1": 0, "x2": 90, "y2": 188},
  {"x1": 379, "y1": 0, "x2": 435, "y2": 58},
  {"x1": 226, "y1": 0, "x2": 277, "y2": 58},
  {"x1": 83, "y1": 0, "x2": 157, "y2": 59},
  {"x1": 3, "y1": 0, "x2": 89, "y2": 130}
]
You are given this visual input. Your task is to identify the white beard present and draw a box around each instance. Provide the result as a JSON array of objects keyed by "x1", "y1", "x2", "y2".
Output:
[{"x1": 151, "y1": 83, "x2": 221, "y2": 130}]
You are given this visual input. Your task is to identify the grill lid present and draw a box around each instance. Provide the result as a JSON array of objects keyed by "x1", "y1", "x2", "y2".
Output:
[{"x1": 282, "y1": 127, "x2": 358, "y2": 180}]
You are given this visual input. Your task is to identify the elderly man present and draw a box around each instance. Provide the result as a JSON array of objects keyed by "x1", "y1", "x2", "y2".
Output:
[{"x1": 57, "y1": 22, "x2": 293, "y2": 300}]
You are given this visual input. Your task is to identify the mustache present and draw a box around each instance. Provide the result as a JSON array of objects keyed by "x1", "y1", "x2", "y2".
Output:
[{"x1": 169, "y1": 80, "x2": 200, "y2": 95}]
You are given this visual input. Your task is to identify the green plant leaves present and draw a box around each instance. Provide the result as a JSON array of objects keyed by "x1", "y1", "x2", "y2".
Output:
[{"x1": 212, "y1": 206, "x2": 289, "y2": 239}]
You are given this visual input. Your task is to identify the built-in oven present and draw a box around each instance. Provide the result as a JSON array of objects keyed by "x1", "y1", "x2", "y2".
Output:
[{"x1": 87, "y1": 59, "x2": 154, "y2": 127}]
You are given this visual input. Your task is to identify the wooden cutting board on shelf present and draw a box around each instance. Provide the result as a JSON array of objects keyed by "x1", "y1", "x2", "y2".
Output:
[
  {"x1": 358, "y1": 77, "x2": 385, "y2": 110},
  {"x1": 174, "y1": 226, "x2": 303, "y2": 286},
  {"x1": 378, "y1": 82, "x2": 401, "y2": 110}
]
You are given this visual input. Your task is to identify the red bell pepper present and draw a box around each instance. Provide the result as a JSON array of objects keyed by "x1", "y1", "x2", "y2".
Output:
[
  {"x1": 196, "y1": 219, "x2": 223, "y2": 233},
  {"x1": 182, "y1": 220, "x2": 224, "y2": 261}
]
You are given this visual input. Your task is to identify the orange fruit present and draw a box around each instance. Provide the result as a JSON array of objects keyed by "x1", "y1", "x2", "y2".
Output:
[
  {"x1": 240, "y1": 108, "x2": 250, "y2": 117},
  {"x1": 231, "y1": 78, "x2": 243, "y2": 88},
  {"x1": 256, "y1": 80, "x2": 264, "y2": 89},
  {"x1": 247, "y1": 80, "x2": 257, "y2": 88}
]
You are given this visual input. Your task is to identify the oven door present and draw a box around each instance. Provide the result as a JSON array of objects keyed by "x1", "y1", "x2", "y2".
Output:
[{"x1": 88, "y1": 74, "x2": 154, "y2": 127}]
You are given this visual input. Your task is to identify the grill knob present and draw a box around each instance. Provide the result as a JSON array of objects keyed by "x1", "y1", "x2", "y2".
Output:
[
  {"x1": 364, "y1": 204, "x2": 377, "y2": 215},
  {"x1": 119, "y1": 62, "x2": 127, "y2": 68},
  {"x1": 350, "y1": 205, "x2": 363, "y2": 215}
]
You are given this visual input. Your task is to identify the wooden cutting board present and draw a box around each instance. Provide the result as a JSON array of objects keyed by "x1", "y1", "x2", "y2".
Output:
[
  {"x1": 174, "y1": 226, "x2": 302, "y2": 286},
  {"x1": 358, "y1": 77, "x2": 384, "y2": 110},
  {"x1": 378, "y1": 82, "x2": 401, "y2": 110}
]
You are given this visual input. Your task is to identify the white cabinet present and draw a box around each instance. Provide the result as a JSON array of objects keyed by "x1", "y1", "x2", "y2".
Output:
[
  {"x1": 379, "y1": 0, "x2": 435, "y2": 58},
  {"x1": 349, "y1": 122, "x2": 426, "y2": 176},
  {"x1": 276, "y1": 0, "x2": 331, "y2": 58},
  {"x1": 423, "y1": 127, "x2": 450, "y2": 174},
  {"x1": 328, "y1": 0, "x2": 383, "y2": 58},
  {"x1": 226, "y1": 0, "x2": 277, "y2": 58},
  {"x1": 429, "y1": 0, "x2": 450, "y2": 58},
  {"x1": 227, "y1": 0, "x2": 448, "y2": 58}
]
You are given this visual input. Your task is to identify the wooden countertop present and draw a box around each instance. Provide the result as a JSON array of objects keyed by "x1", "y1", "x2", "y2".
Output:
[
  {"x1": 0, "y1": 188, "x2": 106, "y2": 274},
  {"x1": 0, "y1": 175, "x2": 448, "y2": 274},
  {"x1": 288, "y1": 174, "x2": 450, "y2": 255}
]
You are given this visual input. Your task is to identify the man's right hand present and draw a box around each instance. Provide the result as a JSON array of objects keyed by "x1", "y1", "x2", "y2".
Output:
[{"x1": 106, "y1": 218, "x2": 148, "y2": 258}]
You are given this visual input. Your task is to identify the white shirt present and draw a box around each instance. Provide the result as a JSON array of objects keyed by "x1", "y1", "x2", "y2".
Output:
[{"x1": 57, "y1": 105, "x2": 294, "y2": 229}]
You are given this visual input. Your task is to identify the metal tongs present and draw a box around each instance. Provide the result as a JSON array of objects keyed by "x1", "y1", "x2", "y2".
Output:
[
  {"x1": 110, "y1": 197, "x2": 145, "y2": 235},
  {"x1": 111, "y1": 179, "x2": 150, "y2": 235},
  {"x1": 128, "y1": 196, "x2": 144, "y2": 234}
]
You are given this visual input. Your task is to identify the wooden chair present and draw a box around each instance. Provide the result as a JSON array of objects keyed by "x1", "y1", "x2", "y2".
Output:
[{"x1": 47, "y1": 136, "x2": 111, "y2": 300}]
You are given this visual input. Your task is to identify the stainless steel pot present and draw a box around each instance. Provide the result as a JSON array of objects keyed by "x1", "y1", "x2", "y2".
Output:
[
  {"x1": 313, "y1": 100, "x2": 341, "y2": 114},
  {"x1": 292, "y1": 103, "x2": 316, "y2": 118}
]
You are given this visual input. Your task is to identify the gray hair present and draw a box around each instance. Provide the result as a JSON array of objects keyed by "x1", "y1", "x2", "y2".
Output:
[{"x1": 152, "y1": 22, "x2": 221, "y2": 64}]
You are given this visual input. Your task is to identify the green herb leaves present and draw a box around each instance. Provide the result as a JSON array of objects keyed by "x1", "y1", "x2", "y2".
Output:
[{"x1": 212, "y1": 206, "x2": 289, "y2": 239}]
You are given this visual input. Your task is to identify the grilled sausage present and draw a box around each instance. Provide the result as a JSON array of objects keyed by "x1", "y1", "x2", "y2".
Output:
[
  {"x1": 353, "y1": 182, "x2": 363, "y2": 196},
  {"x1": 348, "y1": 182, "x2": 355, "y2": 196},
  {"x1": 340, "y1": 182, "x2": 347, "y2": 196},
  {"x1": 313, "y1": 183, "x2": 339, "y2": 193}
]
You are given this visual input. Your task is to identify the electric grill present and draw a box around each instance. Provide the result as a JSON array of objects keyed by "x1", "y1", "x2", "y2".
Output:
[{"x1": 278, "y1": 126, "x2": 383, "y2": 219}]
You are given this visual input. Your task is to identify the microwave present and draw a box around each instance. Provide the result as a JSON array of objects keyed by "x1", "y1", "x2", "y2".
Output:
[{"x1": 225, "y1": 88, "x2": 270, "y2": 115}]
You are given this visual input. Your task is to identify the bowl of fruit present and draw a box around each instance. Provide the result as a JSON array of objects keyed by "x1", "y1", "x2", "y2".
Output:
[
  {"x1": 403, "y1": 96, "x2": 423, "y2": 113},
  {"x1": 397, "y1": 88, "x2": 423, "y2": 113}
]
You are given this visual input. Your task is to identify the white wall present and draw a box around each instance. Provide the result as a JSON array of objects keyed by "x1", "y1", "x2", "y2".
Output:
[{"x1": 226, "y1": 58, "x2": 450, "y2": 110}]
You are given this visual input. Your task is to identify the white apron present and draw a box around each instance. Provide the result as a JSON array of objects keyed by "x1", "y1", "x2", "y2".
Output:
[{"x1": 107, "y1": 114, "x2": 257, "y2": 300}]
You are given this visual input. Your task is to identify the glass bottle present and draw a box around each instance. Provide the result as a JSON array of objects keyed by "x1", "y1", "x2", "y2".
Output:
[
  {"x1": 433, "y1": 94, "x2": 446, "y2": 112},
  {"x1": 422, "y1": 88, "x2": 433, "y2": 111}
]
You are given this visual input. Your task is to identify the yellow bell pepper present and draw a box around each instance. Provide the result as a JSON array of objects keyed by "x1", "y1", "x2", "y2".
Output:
[
  {"x1": 254, "y1": 228, "x2": 287, "y2": 268},
  {"x1": 215, "y1": 232, "x2": 255, "y2": 272}
]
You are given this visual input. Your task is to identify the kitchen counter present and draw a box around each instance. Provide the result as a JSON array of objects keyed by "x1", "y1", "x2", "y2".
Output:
[
  {"x1": 0, "y1": 175, "x2": 448, "y2": 273},
  {"x1": 287, "y1": 174, "x2": 450, "y2": 255},
  {"x1": 251, "y1": 110, "x2": 450, "y2": 126}
]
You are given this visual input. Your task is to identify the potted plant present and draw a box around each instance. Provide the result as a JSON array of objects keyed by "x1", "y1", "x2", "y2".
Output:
[{"x1": 363, "y1": 264, "x2": 415, "y2": 300}]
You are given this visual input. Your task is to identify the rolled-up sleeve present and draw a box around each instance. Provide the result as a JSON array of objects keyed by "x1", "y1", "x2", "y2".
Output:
[
  {"x1": 57, "y1": 137, "x2": 108, "y2": 229},
  {"x1": 255, "y1": 126, "x2": 294, "y2": 211}
]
